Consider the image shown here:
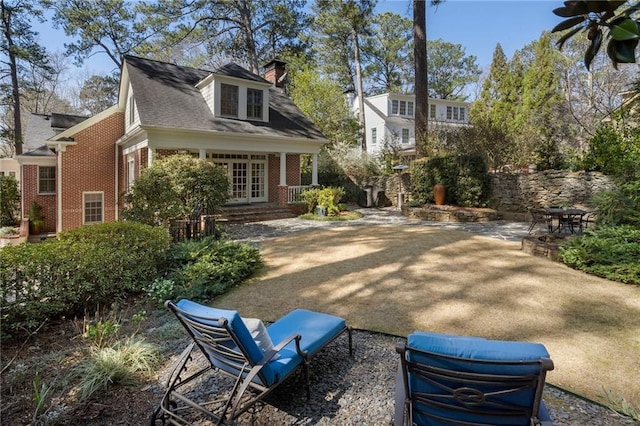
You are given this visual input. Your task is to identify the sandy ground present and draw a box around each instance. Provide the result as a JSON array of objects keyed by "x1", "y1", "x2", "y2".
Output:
[{"x1": 216, "y1": 224, "x2": 640, "y2": 408}]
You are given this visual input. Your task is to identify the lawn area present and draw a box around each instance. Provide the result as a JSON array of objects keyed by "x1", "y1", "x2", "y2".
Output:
[{"x1": 216, "y1": 224, "x2": 640, "y2": 409}]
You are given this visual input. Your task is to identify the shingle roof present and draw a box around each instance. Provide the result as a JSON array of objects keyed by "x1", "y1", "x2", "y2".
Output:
[
  {"x1": 124, "y1": 56, "x2": 325, "y2": 140},
  {"x1": 23, "y1": 113, "x2": 88, "y2": 152}
]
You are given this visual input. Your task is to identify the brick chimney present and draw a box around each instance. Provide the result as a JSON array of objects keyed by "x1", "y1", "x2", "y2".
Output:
[{"x1": 263, "y1": 59, "x2": 287, "y2": 89}]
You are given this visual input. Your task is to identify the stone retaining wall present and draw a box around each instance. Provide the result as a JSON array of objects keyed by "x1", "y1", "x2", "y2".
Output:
[
  {"x1": 358, "y1": 170, "x2": 615, "y2": 215},
  {"x1": 488, "y1": 170, "x2": 615, "y2": 212}
]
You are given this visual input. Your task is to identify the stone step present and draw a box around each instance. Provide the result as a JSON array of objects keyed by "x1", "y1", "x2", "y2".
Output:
[{"x1": 220, "y1": 206, "x2": 297, "y2": 223}]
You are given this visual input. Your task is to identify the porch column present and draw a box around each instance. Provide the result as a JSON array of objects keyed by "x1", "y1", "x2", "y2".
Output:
[
  {"x1": 148, "y1": 146, "x2": 155, "y2": 167},
  {"x1": 199, "y1": 149, "x2": 206, "y2": 160},
  {"x1": 311, "y1": 153, "x2": 319, "y2": 186},
  {"x1": 55, "y1": 145, "x2": 64, "y2": 233},
  {"x1": 279, "y1": 152, "x2": 287, "y2": 186},
  {"x1": 278, "y1": 152, "x2": 288, "y2": 206}
]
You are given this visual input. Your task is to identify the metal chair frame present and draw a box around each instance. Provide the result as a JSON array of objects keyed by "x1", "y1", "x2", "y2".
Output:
[
  {"x1": 396, "y1": 341, "x2": 554, "y2": 426},
  {"x1": 152, "y1": 301, "x2": 352, "y2": 425},
  {"x1": 528, "y1": 209, "x2": 552, "y2": 234}
]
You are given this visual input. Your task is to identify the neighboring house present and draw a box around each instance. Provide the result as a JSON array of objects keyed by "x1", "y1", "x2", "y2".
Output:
[
  {"x1": 351, "y1": 93, "x2": 470, "y2": 157},
  {"x1": 15, "y1": 56, "x2": 327, "y2": 234}
]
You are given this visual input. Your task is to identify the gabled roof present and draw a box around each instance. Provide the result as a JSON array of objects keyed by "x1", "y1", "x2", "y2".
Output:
[
  {"x1": 123, "y1": 55, "x2": 325, "y2": 141},
  {"x1": 23, "y1": 113, "x2": 88, "y2": 152}
]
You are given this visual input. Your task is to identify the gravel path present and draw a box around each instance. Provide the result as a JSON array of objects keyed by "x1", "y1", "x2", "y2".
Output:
[{"x1": 206, "y1": 208, "x2": 638, "y2": 425}]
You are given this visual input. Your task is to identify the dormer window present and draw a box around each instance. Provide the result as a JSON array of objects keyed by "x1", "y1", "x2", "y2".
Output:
[
  {"x1": 220, "y1": 83, "x2": 239, "y2": 117},
  {"x1": 247, "y1": 88, "x2": 263, "y2": 119}
]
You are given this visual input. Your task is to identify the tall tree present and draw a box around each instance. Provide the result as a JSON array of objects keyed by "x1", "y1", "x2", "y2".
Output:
[
  {"x1": 312, "y1": 0, "x2": 375, "y2": 152},
  {"x1": 139, "y1": 0, "x2": 308, "y2": 74},
  {"x1": 0, "y1": 0, "x2": 50, "y2": 155},
  {"x1": 427, "y1": 38, "x2": 481, "y2": 100},
  {"x1": 79, "y1": 74, "x2": 119, "y2": 115},
  {"x1": 362, "y1": 11, "x2": 412, "y2": 95},
  {"x1": 289, "y1": 65, "x2": 360, "y2": 146},
  {"x1": 413, "y1": 0, "x2": 428, "y2": 158},
  {"x1": 43, "y1": 0, "x2": 153, "y2": 72}
]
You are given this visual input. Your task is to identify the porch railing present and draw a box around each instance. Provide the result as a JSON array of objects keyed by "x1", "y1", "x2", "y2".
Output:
[{"x1": 288, "y1": 185, "x2": 310, "y2": 204}]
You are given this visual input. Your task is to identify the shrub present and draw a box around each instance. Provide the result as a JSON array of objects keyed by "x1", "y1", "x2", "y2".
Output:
[
  {"x1": 164, "y1": 237, "x2": 262, "y2": 301},
  {"x1": 0, "y1": 222, "x2": 170, "y2": 337},
  {"x1": 559, "y1": 225, "x2": 640, "y2": 285},
  {"x1": 411, "y1": 154, "x2": 490, "y2": 207},
  {"x1": 0, "y1": 175, "x2": 20, "y2": 227},
  {"x1": 592, "y1": 181, "x2": 640, "y2": 227},
  {"x1": 301, "y1": 186, "x2": 345, "y2": 215},
  {"x1": 582, "y1": 124, "x2": 640, "y2": 179}
]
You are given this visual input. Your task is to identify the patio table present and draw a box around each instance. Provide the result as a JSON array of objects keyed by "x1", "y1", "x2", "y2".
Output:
[{"x1": 546, "y1": 208, "x2": 586, "y2": 234}]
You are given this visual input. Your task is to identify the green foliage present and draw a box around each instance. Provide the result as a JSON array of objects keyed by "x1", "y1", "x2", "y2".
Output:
[
  {"x1": 32, "y1": 373, "x2": 54, "y2": 424},
  {"x1": 122, "y1": 155, "x2": 229, "y2": 226},
  {"x1": 426, "y1": 38, "x2": 481, "y2": 100},
  {"x1": 552, "y1": 1, "x2": 639, "y2": 69},
  {"x1": 592, "y1": 181, "x2": 640, "y2": 227},
  {"x1": 0, "y1": 175, "x2": 20, "y2": 226},
  {"x1": 582, "y1": 124, "x2": 640, "y2": 179},
  {"x1": 74, "y1": 338, "x2": 158, "y2": 401},
  {"x1": 410, "y1": 155, "x2": 490, "y2": 207},
  {"x1": 559, "y1": 225, "x2": 640, "y2": 285},
  {"x1": 82, "y1": 316, "x2": 122, "y2": 349},
  {"x1": 0, "y1": 222, "x2": 170, "y2": 337},
  {"x1": 600, "y1": 387, "x2": 640, "y2": 422},
  {"x1": 163, "y1": 237, "x2": 262, "y2": 301},
  {"x1": 301, "y1": 186, "x2": 345, "y2": 215},
  {"x1": 144, "y1": 278, "x2": 176, "y2": 305}
]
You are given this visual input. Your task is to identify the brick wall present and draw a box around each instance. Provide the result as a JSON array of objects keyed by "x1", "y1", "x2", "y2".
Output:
[
  {"x1": 61, "y1": 112, "x2": 124, "y2": 231},
  {"x1": 21, "y1": 165, "x2": 57, "y2": 232},
  {"x1": 268, "y1": 153, "x2": 300, "y2": 204}
]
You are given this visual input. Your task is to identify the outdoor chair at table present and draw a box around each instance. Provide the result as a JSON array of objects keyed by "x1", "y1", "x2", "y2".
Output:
[
  {"x1": 546, "y1": 208, "x2": 586, "y2": 234},
  {"x1": 395, "y1": 331, "x2": 554, "y2": 426},
  {"x1": 581, "y1": 210, "x2": 598, "y2": 230},
  {"x1": 528, "y1": 208, "x2": 553, "y2": 234},
  {"x1": 152, "y1": 299, "x2": 352, "y2": 425}
]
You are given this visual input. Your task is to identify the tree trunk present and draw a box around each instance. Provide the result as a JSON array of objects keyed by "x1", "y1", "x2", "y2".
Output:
[
  {"x1": 239, "y1": 0, "x2": 259, "y2": 74},
  {"x1": 352, "y1": 28, "x2": 367, "y2": 152},
  {"x1": 413, "y1": 0, "x2": 427, "y2": 159},
  {"x1": 2, "y1": 5, "x2": 22, "y2": 155}
]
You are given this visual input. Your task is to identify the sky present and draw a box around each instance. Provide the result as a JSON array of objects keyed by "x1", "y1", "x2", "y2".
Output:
[{"x1": 34, "y1": 1, "x2": 565, "y2": 76}]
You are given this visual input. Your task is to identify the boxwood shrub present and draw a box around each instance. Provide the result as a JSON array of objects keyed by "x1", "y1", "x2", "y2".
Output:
[{"x1": 0, "y1": 222, "x2": 170, "y2": 338}]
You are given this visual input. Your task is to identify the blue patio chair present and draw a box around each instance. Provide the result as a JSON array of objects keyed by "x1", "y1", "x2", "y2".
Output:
[
  {"x1": 395, "y1": 331, "x2": 554, "y2": 426},
  {"x1": 152, "y1": 299, "x2": 352, "y2": 425}
]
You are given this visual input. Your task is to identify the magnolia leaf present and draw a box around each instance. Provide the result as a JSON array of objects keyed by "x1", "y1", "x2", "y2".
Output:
[
  {"x1": 586, "y1": 0, "x2": 626, "y2": 13},
  {"x1": 584, "y1": 29, "x2": 602, "y2": 69},
  {"x1": 613, "y1": 38, "x2": 638, "y2": 62},
  {"x1": 606, "y1": 39, "x2": 620, "y2": 69},
  {"x1": 556, "y1": 25, "x2": 584, "y2": 50},
  {"x1": 553, "y1": 5, "x2": 584, "y2": 18},
  {"x1": 552, "y1": 16, "x2": 585, "y2": 33},
  {"x1": 611, "y1": 18, "x2": 640, "y2": 41}
]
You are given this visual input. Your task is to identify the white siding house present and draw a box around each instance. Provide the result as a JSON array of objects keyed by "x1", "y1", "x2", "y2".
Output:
[{"x1": 352, "y1": 93, "x2": 470, "y2": 156}]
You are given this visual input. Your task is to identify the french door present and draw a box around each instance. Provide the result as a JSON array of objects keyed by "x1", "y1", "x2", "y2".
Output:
[{"x1": 209, "y1": 153, "x2": 267, "y2": 203}]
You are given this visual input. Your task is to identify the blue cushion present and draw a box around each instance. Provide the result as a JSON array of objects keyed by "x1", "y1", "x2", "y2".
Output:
[
  {"x1": 175, "y1": 299, "x2": 276, "y2": 386},
  {"x1": 406, "y1": 332, "x2": 550, "y2": 426},
  {"x1": 266, "y1": 309, "x2": 346, "y2": 382}
]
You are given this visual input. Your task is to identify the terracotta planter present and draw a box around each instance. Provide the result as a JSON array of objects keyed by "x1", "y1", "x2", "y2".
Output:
[{"x1": 433, "y1": 183, "x2": 446, "y2": 206}]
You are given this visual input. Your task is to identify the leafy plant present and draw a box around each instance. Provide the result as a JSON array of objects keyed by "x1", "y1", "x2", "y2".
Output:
[
  {"x1": 144, "y1": 278, "x2": 175, "y2": 304},
  {"x1": 301, "y1": 186, "x2": 345, "y2": 215},
  {"x1": 32, "y1": 373, "x2": 54, "y2": 423},
  {"x1": 164, "y1": 237, "x2": 262, "y2": 301},
  {"x1": 592, "y1": 181, "x2": 640, "y2": 227},
  {"x1": 0, "y1": 175, "x2": 20, "y2": 227},
  {"x1": 83, "y1": 316, "x2": 122, "y2": 349}
]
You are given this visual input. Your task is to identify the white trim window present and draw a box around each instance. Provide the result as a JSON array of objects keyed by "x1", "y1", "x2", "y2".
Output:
[
  {"x1": 399, "y1": 100, "x2": 406, "y2": 115},
  {"x1": 129, "y1": 96, "x2": 135, "y2": 125},
  {"x1": 38, "y1": 166, "x2": 56, "y2": 194},
  {"x1": 402, "y1": 128, "x2": 409, "y2": 144},
  {"x1": 446, "y1": 106, "x2": 453, "y2": 120},
  {"x1": 429, "y1": 104, "x2": 436, "y2": 119},
  {"x1": 83, "y1": 192, "x2": 104, "y2": 224},
  {"x1": 453, "y1": 107, "x2": 459, "y2": 120},
  {"x1": 220, "y1": 83, "x2": 239, "y2": 117},
  {"x1": 407, "y1": 101, "x2": 414, "y2": 117},
  {"x1": 246, "y1": 88, "x2": 263, "y2": 119},
  {"x1": 391, "y1": 99, "x2": 399, "y2": 115},
  {"x1": 126, "y1": 154, "x2": 135, "y2": 190},
  {"x1": 459, "y1": 107, "x2": 466, "y2": 122},
  {"x1": 371, "y1": 127, "x2": 377, "y2": 145}
]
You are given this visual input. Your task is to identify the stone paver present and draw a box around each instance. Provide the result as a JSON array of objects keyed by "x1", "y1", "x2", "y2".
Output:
[{"x1": 223, "y1": 206, "x2": 531, "y2": 243}]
